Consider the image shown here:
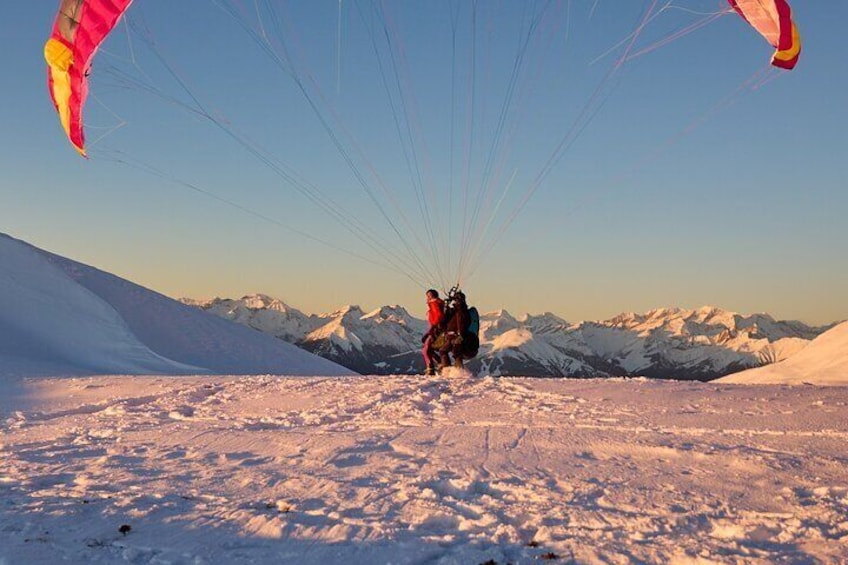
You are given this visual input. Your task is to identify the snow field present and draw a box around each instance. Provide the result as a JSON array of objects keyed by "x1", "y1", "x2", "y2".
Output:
[{"x1": 2, "y1": 375, "x2": 847, "y2": 564}]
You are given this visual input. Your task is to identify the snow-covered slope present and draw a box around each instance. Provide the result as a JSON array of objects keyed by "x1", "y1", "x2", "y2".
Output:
[
  {"x1": 0, "y1": 234, "x2": 352, "y2": 377},
  {"x1": 719, "y1": 320, "x2": 848, "y2": 385},
  {"x1": 0, "y1": 234, "x2": 202, "y2": 377},
  {"x1": 190, "y1": 295, "x2": 826, "y2": 379}
]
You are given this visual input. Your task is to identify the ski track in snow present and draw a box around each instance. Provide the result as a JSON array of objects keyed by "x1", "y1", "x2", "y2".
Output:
[{"x1": 2, "y1": 375, "x2": 847, "y2": 564}]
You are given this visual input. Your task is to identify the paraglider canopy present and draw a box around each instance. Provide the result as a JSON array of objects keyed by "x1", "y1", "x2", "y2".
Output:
[
  {"x1": 728, "y1": 0, "x2": 801, "y2": 69},
  {"x1": 44, "y1": 0, "x2": 135, "y2": 156},
  {"x1": 40, "y1": 1, "x2": 804, "y2": 295}
]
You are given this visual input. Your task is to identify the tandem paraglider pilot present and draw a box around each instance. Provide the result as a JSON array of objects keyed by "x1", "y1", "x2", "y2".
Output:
[{"x1": 438, "y1": 291, "x2": 480, "y2": 371}]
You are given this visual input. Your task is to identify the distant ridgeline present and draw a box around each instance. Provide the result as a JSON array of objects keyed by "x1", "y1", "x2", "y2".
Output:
[{"x1": 184, "y1": 296, "x2": 832, "y2": 380}]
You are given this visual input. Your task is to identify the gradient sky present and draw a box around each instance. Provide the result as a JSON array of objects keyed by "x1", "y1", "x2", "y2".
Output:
[{"x1": 2, "y1": 1, "x2": 846, "y2": 325}]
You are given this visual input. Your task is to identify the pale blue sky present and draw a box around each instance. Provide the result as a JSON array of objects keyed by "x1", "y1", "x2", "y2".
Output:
[{"x1": 1, "y1": 1, "x2": 846, "y2": 324}]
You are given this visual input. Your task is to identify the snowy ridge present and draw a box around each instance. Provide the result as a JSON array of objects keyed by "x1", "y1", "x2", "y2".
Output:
[
  {"x1": 0, "y1": 234, "x2": 353, "y2": 377},
  {"x1": 0, "y1": 234, "x2": 202, "y2": 377},
  {"x1": 189, "y1": 295, "x2": 829, "y2": 380},
  {"x1": 720, "y1": 320, "x2": 848, "y2": 385}
]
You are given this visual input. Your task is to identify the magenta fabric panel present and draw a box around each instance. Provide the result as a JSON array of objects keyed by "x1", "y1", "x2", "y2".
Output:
[{"x1": 49, "y1": 0, "x2": 134, "y2": 152}]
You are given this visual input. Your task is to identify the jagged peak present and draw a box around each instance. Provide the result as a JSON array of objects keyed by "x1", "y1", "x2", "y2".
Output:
[
  {"x1": 240, "y1": 293, "x2": 296, "y2": 312},
  {"x1": 241, "y1": 292, "x2": 276, "y2": 302},
  {"x1": 520, "y1": 311, "x2": 570, "y2": 326},
  {"x1": 745, "y1": 311, "x2": 777, "y2": 323},
  {"x1": 695, "y1": 305, "x2": 724, "y2": 316},
  {"x1": 683, "y1": 305, "x2": 735, "y2": 324},
  {"x1": 605, "y1": 311, "x2": 643, "y2": 327},
  {"x1": 362, "y1": 305, "x2": 413, "y2": 321},
  {"x1": 646, "y1": 306, "x2": 685, "y2": 319},
  {"x1": 325, "y1": 304, "x2": 365, "y2": 319},
  {"x1": 608, "y1": 306, "x2": 737, "y2": 325},
  {"x1": 484, "y1": 309, "x2": 516, "y2": 322}
]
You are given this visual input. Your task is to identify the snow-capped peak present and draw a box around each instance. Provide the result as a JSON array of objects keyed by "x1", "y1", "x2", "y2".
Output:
[
  {"x1": 325, "y1": 304, "x2": 365, "y2": 320},
  {"x1": 362, "y1": 305, "x2": 416, "y2": 325},
  {"x1": 519, "y1": 312, "x2": 571, "y2": 334},
  {"x1": 240, "y1": 293, "x2": 296, "y2": 313}
]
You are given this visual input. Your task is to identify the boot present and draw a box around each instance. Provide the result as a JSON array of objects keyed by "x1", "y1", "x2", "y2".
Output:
[
  {"x1": 453, "y1": 357, "x2": 464, "y2": 369},
  {"x1": 424, "y1": 365, "x2": 436, "y2": 376}
]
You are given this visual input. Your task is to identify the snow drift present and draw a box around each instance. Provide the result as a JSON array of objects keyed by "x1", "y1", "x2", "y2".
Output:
[
  {"x1": 0, "y1": 233, "x2": 353, "y2": 377},
  {"x1": 719, "y1": 320, "x2": 848, "y2": 385}
]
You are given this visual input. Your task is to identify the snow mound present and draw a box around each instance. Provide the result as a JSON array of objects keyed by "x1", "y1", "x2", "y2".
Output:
[
  {"x1": 0, "y1": 234, "x2": 353, "y2": 377},
  {"x1": 719, "y1": 321, "x2": 848, "y2": 385}
]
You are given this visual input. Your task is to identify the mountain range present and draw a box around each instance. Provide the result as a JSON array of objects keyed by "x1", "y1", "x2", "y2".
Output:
[{"x1": 183, "y1": 294, "x2": 833, "y2": 380}]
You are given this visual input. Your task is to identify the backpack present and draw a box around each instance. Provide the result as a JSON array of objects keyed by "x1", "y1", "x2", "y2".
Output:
[
  {"x1": 460, "y1": 306, "x2": 481, "y2": 360},
  {"x1": 466, "y1": 306, "x2": 480, "y2": 338}
]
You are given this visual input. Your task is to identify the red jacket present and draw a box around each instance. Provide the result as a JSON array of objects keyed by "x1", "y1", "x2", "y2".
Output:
[{"x1": 427, "y1": 298, "x2": 445, "y2": 328}]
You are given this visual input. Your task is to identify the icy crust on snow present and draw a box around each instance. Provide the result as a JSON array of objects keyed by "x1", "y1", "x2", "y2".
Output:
[
  {"x1": 0, "y1": 234, "x2": 353, "y2": 377},
  {"x1": 720, "y1": 321, "x2": 848, "y2": 385},
  {"x1": 2, "y1": 375, "x2": 847, "y2": 564}
]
